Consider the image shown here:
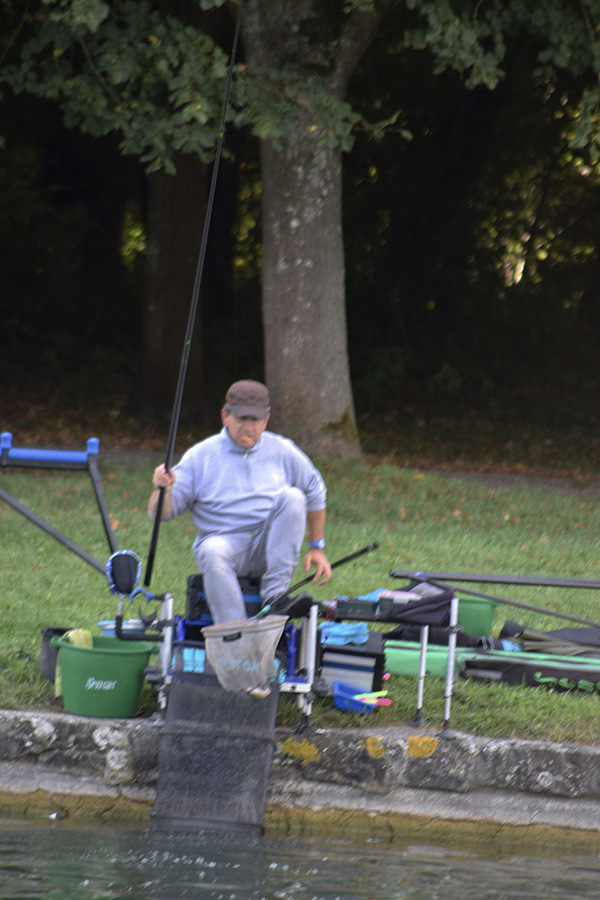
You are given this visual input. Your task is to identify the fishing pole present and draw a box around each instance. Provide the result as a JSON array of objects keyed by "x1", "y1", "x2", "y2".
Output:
[
  {"x1": 390, "y1": 569, "x2": 600, "y2": 591},
  {"x1": 288, "y1": 542, "x2": 379, "y2": 593},
  {"x1": 145, "y1": 0, "x2": 244, "y2": 587},
  {"x1": 255, "y1": 542, "x2": 379, "y2": 618}
]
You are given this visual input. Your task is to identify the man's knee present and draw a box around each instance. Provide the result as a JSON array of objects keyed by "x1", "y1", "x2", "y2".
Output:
[
  {"x1": 195, "y1": 536, "x2": 234, "y2": 573},
  {"x1": 274, "y1": 486, "x2": 306, "y2": 518}
]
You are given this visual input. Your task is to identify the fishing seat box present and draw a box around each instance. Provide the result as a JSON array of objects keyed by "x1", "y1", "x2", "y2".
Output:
[
  {"x1": 318, "y1": 632, "x2": 384, "y2": 693},
  {"x1": 182, "y1": 573, "x2": 262, "y2": 640},
  {"x1": 176, "y1": 574, "x2": 308, "y2": 682}
]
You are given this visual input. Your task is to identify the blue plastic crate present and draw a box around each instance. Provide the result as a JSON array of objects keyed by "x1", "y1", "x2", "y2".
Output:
[{"x1": 332, "y1": 681, "x2": 376, "y2": 714}]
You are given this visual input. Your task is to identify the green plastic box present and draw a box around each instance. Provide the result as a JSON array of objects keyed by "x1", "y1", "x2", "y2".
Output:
[{"x1": 457, "y1": 594, "x2": 497, "y2": 636}]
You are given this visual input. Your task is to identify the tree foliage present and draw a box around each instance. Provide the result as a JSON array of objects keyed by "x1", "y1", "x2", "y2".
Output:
[
  {"x1": 1, "y1": 0, "x2": 235, "y2": 171},
  {"x1": 343, "y1": 3, "x2": 600, "y2": 417},
  {"x1": 1, "y1": 0, "x2": 600, "y2": 437},
  {"x1": 0, "y1": 0, "x2": 382, "y2": 170}
]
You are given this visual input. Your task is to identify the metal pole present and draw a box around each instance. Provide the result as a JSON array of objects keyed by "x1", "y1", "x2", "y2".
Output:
[
  {"x1": 288, "y1": 542, "x2": 379, "y2": 593},
  {"x1": 412, "y1": 624, "x2": 429, "y2": 726},
  {"x1": 441, "y1": 595, "x2": 459, "y2": 734},
  {"x1": 0, "y1": 485, "x2": 105, "y2": 574},
  {"x1": 255, "y1": 543, "x2": 380, "y2": 619},
  {"x1": 390, "y1": 568, "x2": 600, "y2": 591},
  {"x1": 88, "y1": 456, "x2": 119, "y2": 554}
]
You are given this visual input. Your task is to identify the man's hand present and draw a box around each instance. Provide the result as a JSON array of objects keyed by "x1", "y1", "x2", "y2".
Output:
[
  {"x1": 303, "y1": 548, "x2": 332, "y2": 586},
  {"x1": 149, "y1": 465, "x2": 176, "y2": 520},
  {"x1": 152, "y1": 464, "x2": 176, "y2": 491}
]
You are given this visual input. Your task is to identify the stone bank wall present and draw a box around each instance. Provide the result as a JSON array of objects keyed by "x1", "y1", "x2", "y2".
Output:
[{"x1": 1, "y1": 709, "x2": 599, "y2": 831}]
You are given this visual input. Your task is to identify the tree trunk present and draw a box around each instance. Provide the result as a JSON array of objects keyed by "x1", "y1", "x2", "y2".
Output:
[
  {"x1": 260, "y1": 124, "x2": 358, "y2": 454},
  {"x1": 139, "y1": 152, "x2": 207, "y2": 416},
  {"x1": 243, "y1": 1, "x2": 379, "y2": 456}
]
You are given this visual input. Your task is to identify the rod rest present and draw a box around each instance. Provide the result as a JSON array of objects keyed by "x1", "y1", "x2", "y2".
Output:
[{"x1": 1, "y1": 431, "x2": 99, "y2": 470}]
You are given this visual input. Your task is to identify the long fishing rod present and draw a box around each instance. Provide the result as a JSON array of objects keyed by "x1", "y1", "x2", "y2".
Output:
[
  {"x1": 145, "y1": 0, "x2": 244, "y2": 587},
  {"x1": 396, "y1": 571, "x2": 600, "y2": 630},
  {"x1": 255, "y1": 542, "x2": 379, "y2": 619},
  {"x1": 390, "y1": 568, "x2": 600, "y2": 591},
  {"x1": 288, "y1": 542, "x2": 379, "y2": 594}
]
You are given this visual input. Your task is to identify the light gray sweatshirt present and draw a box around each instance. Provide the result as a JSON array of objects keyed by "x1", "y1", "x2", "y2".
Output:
[{"x1": 167, "y1": 427, "x2": 326, "y2": 546}]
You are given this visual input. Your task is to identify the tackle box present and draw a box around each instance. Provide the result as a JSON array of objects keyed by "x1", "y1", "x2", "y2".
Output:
[{"x1": 318, "y1": 632, "x2": 385, "y2": 693}]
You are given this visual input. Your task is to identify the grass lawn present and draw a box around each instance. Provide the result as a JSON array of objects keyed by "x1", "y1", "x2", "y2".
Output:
[{"x1": 2, "y1": 446, "x2": 600, "y2": 745}]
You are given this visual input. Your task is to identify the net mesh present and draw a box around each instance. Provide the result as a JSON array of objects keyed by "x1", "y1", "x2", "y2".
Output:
[
  {"x1": 152, "y1": 670, "x2": 280, "y2": 833},
  {"x1": 202, "y1": 615, "x2": 287, "y2": 692}
]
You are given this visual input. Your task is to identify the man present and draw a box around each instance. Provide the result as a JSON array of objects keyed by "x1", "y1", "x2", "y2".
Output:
[{"x1": 149, "y1": 379, "x2": 332, "y2": 624}]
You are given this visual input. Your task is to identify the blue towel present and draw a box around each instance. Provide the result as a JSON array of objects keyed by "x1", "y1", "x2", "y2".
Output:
[{"x1": 319, "y1": 621, "x2": 369, "y2": 646}]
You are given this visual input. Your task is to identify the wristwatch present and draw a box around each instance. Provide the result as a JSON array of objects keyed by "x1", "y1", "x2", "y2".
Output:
[{"x1": 309, "y1": 538, "x2": 326, "y2": 550}]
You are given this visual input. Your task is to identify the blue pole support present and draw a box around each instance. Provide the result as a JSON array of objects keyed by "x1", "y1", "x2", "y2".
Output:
[{"x1": 0, "y1": 431, "x2": 118, "y2": 568}]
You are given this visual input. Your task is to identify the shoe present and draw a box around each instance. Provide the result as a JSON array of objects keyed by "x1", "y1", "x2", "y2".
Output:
[{"x1": 264, "y1": 591, "x2": 313, "y2": 619}]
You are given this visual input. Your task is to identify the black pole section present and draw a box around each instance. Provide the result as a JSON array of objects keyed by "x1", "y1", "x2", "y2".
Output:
[
  {"x1": 288, "y1": 542, "x2": 379, "y2": 594},
  {"x1": 390, "y1": 568, "x2": 600, "y2": 591},
  {"x1": 144, "y1": 0, "x2": 244, "y2": 587},
  {"x1": 88, "y1": 457, "x2": 119, "y2": 554},
  {"x1": 255, "y1": 542, "x2": 380, "y2": 619},
  {"x1": 0, "y1": 485, "x2": 105, "y2": 574}
]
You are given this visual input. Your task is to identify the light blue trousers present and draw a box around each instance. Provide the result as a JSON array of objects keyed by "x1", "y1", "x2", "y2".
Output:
[{"x1": 194, "y1": 487, "x2": 307, "y2": 624}]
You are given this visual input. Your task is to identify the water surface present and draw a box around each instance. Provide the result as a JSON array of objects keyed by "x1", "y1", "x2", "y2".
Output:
[{"x1": 1, "y1": 819, "x2": 599, "y2": 899}]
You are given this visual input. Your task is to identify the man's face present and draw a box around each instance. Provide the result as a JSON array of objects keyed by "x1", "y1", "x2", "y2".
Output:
[{"x1": 222, "y1": 409, "x2": 270, "y2": 449}]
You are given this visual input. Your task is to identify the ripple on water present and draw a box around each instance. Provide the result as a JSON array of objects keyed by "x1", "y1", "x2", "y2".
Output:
[{"x1": 0, "y1": 821, "x2": 599, "y2": 900}]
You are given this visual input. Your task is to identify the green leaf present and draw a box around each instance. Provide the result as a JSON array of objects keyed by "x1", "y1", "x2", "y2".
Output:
[{"x1": 48, "y1": 0, "x2": 110, "y2": 34}]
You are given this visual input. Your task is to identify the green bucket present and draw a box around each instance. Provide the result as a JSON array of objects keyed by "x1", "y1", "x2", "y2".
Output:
[
  {"x1": 457, "y1": 594, "x2": 497, "y2": 636},
  {"x1": 53, "y1": 634, "x2": 154, "y2": 718}
]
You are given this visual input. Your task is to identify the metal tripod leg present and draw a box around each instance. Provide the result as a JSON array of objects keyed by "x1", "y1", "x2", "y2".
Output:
[
  {"x1": 441, "y1": 595, "x2": 459, "y2": 734},
  {"x1": 279, "y1": 604, "x2": 318, "y2": 725},
  {"x1": 412, "y1": 624, "x2": 429, "y2": 726}
]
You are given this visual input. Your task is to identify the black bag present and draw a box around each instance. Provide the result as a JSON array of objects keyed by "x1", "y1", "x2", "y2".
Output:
[
  {"x1": 186, "y1": 573, "x2": 261, "y2": 620},
  {"x1": 384, "y1": 581, "x2": 455, "y2": 627},
  {"x1": 461, "y1": 654, "x2": 600, "y2": 693}
]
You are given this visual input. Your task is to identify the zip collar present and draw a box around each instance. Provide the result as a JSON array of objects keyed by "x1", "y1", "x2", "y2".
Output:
[{"x1": 221, "y1": 426, "x2": 263, "y2": 454}]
